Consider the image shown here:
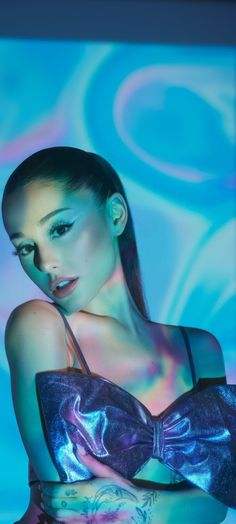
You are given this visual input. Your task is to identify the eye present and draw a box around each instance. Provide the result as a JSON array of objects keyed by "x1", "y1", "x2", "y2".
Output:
[
  {"x1": 49, "y1": 222, "x2": 73, "y2": 238},
  {"x1": 13, "y1": 244, "x2": 35, "y2": 257}
]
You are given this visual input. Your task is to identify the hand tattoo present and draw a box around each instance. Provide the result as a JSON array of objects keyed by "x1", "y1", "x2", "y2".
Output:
[
  {"x1": 65, "y1": 488, "x2": 78, "y2": 496},
  {"x1": 132, "y1": 490, "x2": 161, "y2": 523},
  {"x1": 79, "y1": 483, "x2": 160, "y2": 523}
]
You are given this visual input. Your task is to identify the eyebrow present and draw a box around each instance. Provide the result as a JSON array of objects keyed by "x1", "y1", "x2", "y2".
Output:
[{"x1": 9, "y1": 207, "x2": 71, "y2": 240}]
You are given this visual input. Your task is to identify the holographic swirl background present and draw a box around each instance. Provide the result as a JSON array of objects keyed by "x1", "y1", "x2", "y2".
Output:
[{"x1": 0, "y1": 40, "x2": 235, "y2": 522}]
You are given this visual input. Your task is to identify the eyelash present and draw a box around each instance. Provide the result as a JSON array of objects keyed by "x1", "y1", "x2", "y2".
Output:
[
  {"x1": 49, "y1": 221, "x2": 74, "y2": 238},
  {"x1": 12, "y1": 245, "x2": 34, "y2": 257},
  {"x1": 12, "y1": 221, "x2": 74, "y2": 257}
]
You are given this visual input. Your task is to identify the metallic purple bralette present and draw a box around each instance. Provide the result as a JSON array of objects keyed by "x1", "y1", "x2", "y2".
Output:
[{"x1": 35, "y1": 369, "x2": 236, "y2": 508}]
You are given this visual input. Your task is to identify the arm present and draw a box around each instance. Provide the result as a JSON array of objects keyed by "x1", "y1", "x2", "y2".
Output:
[
  {"x1": 41, "y1": 450, "x2": 228, "y2": 524},
  {"x1": 5, "y1": 299, "x2": 72, "y2": 481},
  {"x1": 40, "y1": 327, "x2": 229, "y2": 523}
]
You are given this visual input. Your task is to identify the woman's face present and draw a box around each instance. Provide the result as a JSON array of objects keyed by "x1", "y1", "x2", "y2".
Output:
[{"x1": 3, "y1": 181, "x2": 123, "y2": 314}]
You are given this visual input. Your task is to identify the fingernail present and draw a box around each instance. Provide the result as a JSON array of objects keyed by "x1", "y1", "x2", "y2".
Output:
[{"x1": 76, "y1": 444, "x2": 87, "y2": 456}]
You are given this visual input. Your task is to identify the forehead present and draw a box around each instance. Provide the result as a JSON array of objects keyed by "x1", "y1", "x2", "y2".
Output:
[{"x1": 3, "y1": 181, "x2": 99, "y2": 234}]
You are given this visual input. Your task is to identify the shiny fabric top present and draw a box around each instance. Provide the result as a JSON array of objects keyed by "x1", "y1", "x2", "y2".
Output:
[{"x1": 35, "y1": 369, "x2": 236, "y2": 508}]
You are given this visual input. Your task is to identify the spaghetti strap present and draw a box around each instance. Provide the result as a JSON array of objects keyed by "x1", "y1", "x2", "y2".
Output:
[
  {"x1": 51, "y1": 302, "x2": 92, "y2": 375},
  {"x1": 179, "y1": 326, "x2": 197, "y2": 388}
]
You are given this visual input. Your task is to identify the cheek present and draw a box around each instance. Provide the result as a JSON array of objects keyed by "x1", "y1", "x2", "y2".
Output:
[
  {"x1": 74, "y1": 218, "x2": 115, "y2": 267},
  {"x1": 64, "y1": 221, "x2": 116, "y2": 312},
  {"x1": 18, "y1": 252, "x2": 49, "y2": 284},
  {"x1": 19, "y1": 258, "x2": 44, "y2": 285},
  {"x1": 19, "y1": 256, "x2": 34, "y2": 276}
]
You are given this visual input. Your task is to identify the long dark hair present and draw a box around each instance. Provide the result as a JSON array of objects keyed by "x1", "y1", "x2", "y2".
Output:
[{"x1": 2, "y1": 146, "x2": 150, "y2": 319}]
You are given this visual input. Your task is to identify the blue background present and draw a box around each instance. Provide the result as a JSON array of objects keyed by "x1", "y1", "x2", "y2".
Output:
[{"x1": 0, "y1": 39, "x2": 235, "y2": 522}]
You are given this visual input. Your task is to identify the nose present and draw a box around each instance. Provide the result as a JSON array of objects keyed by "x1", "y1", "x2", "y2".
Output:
[{"x1": 34, "y1": 245, "x2": 60, "y2": 273}]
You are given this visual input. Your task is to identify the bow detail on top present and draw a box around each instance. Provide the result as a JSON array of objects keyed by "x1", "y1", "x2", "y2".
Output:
[{"x1": 36, "y1": 369, "x2": 236, "y2": 508}]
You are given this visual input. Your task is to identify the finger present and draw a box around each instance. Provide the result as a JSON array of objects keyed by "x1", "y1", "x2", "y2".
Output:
[
  {"x1": 42, "y1": 502, "x2": 80, "y2": 520},
  {"x1": 41, "y1": 481, "x2": 80, "y2": 497},
  {"x1": 76, "y1": 445, "x2": 133, "y2": 487},
  {"x1": 42, "y1": 493, "x2": 82, "y2": 511}
]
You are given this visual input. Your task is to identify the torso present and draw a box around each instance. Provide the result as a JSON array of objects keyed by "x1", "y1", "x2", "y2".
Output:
[
  {"x1": 24, "y1": 305, "x2": 227, "y2": 522},
  {"x1": 67, "y1": 311, "x2": 195, "y2": 415},
  {"x1": 64, "y1": 310, "x2": 195, "y2": 485}
]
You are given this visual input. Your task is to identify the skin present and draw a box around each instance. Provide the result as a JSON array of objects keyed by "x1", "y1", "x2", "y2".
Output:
[{"x1": 3, "y1": 181, "x2": 228, "y2": 523}]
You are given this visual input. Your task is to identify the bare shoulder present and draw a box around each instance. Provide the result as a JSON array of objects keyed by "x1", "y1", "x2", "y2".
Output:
[
  {"x1": 5, "y1": 299, "x2": 68, "y2": 370},
  {"x1": 183, "y1": 325, "x2": 226, "y2": 380},
  {"x1": 7, "y1": 298, "x2": 60, "y2": 325},
  {"x1": 6, "y1": 299, "x2": 62, "y2": 337}
]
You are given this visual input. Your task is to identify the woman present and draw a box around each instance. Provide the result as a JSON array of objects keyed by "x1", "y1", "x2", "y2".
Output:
[{"x1": 2, "y1": 147, "x2": 229, "y2": 523}]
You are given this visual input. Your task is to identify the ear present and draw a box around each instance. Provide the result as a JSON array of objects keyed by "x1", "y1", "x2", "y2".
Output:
[{"x1": 106, "y1": 192, "x2": 128, "y2": 236}]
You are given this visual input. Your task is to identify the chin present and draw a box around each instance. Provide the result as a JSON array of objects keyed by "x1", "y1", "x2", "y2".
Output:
[
  {"x1": 52, "y1": 301, "x2": 76, "y2": 315},
  {"x1": 54, "y1": 297, "x2": 83, "y2": 315}
]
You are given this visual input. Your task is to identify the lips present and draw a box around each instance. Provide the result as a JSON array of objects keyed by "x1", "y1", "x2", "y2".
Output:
[{"x1": 50, "y1": 277, "x2": 80, "y2": 299}]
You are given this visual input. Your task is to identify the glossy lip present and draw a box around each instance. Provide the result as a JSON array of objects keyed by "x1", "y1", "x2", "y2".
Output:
[
  {"x1": 52, "y1": 277, "x2": 80, "y2": 299},
  {"x1": 50, "y1": 276, "x2": 79, "y2": 293}
]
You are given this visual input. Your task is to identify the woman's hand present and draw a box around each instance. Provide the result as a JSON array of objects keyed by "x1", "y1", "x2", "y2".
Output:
[
  {"x1": 40, "y1": 447, "x2": 227, "y2": 524},
  {"x1": 40, "y1": 445, "x2": 160, "y2": 523}
]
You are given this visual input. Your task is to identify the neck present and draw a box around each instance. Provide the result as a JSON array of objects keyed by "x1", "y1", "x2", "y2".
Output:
[{"x1": 82, "y1": 263, "x2": 147, "y2": 339}]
